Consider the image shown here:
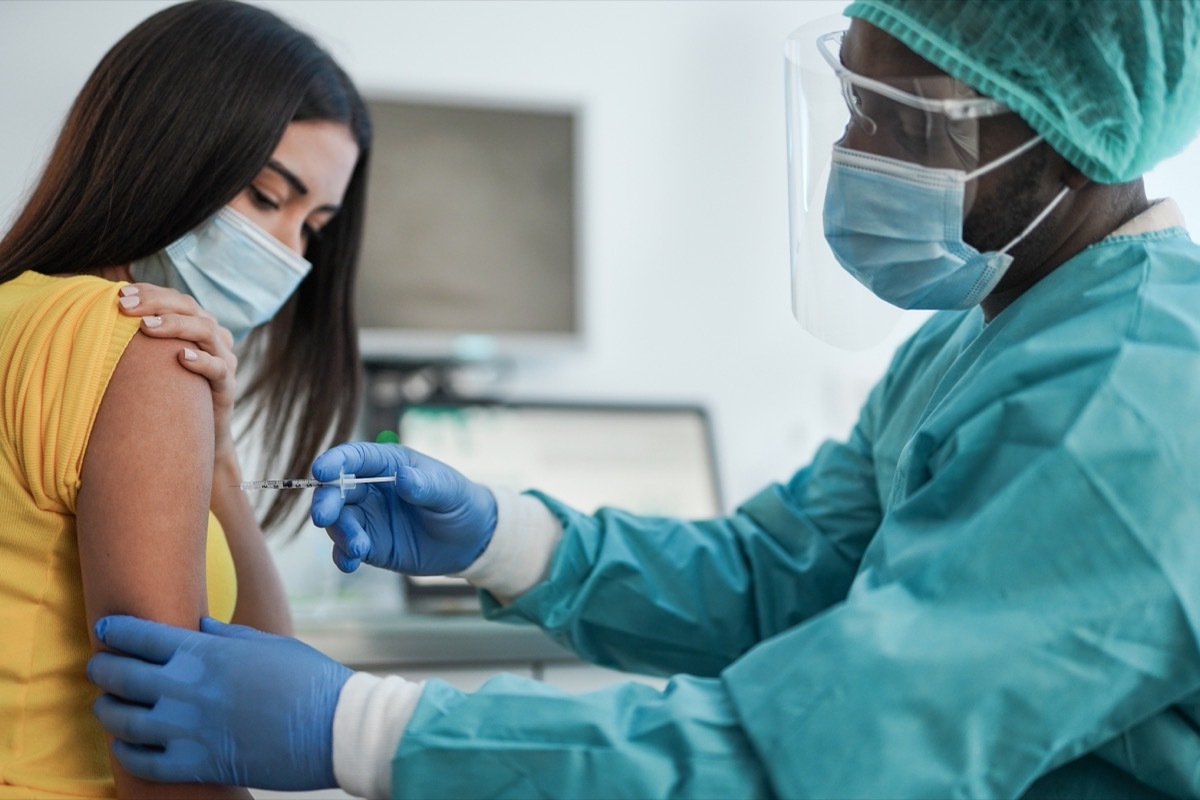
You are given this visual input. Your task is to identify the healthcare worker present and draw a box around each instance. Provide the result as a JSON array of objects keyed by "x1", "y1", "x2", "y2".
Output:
[{"x1": 87, "y1": 0, "x2": 1200, "y2": 797}]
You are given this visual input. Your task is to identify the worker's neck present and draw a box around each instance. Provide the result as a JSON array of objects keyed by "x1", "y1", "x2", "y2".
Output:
[{"x1": 980, "y1": 180, "x2": 1149, "y2": 322}]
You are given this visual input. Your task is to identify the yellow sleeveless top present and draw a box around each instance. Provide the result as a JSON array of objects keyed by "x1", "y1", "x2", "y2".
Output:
[{"x1": 0, "y1": 271, "x2": 237, "y2": 798}]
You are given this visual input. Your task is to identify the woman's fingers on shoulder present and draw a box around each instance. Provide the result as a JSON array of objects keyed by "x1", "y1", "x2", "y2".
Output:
[
  {"x1": 117, "y1": 286, "x2": 235, "y2": 351},
  {"x1": 118, "y1": 282, "x2": 198, "y2": 310},
  {"x1": 118, "y1": 283, "x2": 212, "y2": 321},
  {"x1": 176, "y1": 345, "x2": 231, "y2": 382},
  {"x1": 132, "y1": 311, "x2": 234, "y2": 354}
]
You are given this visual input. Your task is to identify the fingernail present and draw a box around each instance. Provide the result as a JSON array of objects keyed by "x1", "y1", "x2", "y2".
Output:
[
  {"x1": 143, "y1": 316, "x2": 162, "y2": 329},
  {"x1": 118, "y1": 295, "x2": 140, "y2": 309},
  {"x1": 119, "y1": 285, "x2": 139, "y2": 297},
  {"x1": 183, "y1": 348, "x2": 198, "y2": 361},
  {"x1": 94, "y1": 618, "x2": 108, "y2": 641}
]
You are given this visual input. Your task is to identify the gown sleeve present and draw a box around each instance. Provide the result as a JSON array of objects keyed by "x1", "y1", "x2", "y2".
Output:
[{"x1": 476, "y1": 376, "x2": 891, "y2": 679}]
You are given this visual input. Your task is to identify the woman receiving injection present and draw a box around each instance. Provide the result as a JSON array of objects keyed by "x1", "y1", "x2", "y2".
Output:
[{"x1": 0, "y1": 2, "x2": 371, "y2": 797}]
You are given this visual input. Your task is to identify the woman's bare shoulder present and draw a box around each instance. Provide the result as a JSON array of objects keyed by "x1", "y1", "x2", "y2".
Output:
[{"x1": 77, "y1": 331, "x2": 216, "y2": 629}]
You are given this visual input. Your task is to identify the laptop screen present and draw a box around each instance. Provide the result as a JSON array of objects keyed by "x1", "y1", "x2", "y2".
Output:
[{"x1": 396, "y1": 401, "x2": 722, "y2": 604}]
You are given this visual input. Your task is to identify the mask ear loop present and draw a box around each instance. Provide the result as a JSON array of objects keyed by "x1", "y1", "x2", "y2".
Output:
[
  {"x1": 964, "y1": 134, "x2": 1045, "y2": 182},
  {"x1": 996, "y1": 184, "x2": 1071, "y2": 256},
  {"x1": 962, "y1": 133, "x2": 1069, "y2": 254}
]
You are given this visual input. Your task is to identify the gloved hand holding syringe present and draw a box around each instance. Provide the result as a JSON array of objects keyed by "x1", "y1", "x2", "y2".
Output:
[{"x1": 237, "y1": 468, "x2": 396, "y2": 497}]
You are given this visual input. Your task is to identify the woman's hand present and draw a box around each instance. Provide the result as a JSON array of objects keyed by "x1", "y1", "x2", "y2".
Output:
[{"x1": 117, "y1": 283, "x2": 238, "y2": 460}]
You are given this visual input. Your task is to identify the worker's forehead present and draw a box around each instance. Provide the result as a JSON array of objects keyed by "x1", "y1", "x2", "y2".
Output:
[{"x1": 841, "y1": 18, "x2": 950, "y2": 80}]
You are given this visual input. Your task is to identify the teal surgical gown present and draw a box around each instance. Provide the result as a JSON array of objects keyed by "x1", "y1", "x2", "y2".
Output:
[{"x1": 392, "y1": 225, "x2": 1200, "y2": 799}]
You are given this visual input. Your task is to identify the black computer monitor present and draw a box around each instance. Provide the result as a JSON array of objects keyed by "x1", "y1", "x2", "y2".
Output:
[{"x1": 356, "y1": 95, "x2": 581, "y2": 363}]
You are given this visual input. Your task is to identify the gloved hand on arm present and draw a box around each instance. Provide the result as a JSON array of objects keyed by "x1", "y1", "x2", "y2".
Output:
[
  {"x1": 310, "y1": 441, "x2": 498, "y2": 575},
  {"x1": 87, "y1": 615, "x2": 352, "y2": 790}
]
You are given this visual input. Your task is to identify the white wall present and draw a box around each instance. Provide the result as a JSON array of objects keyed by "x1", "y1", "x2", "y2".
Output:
[{"x1": 4, "y1": 0, "x2": 1200, "y2": 513}]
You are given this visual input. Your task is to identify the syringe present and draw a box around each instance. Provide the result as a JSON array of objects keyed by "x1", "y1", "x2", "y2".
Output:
[{"x1": 237, "y1": 468, "x2": 396, "y2": 497}]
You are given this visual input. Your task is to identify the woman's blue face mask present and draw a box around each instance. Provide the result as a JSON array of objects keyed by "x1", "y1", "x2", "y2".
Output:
[
  {"x1": 822, "y1": 135, "x2": 1070, "y2": 310},
  {"x1": 130, "y1": 206, "x2": 312, "y2": 343}
]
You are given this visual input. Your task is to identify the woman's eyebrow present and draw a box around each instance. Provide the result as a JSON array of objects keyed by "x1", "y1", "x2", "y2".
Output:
[
  {"x1": 264, "y1": 159, "x2": 341, "y2": 214},
  {"x1": 265, "y1": 159, "x2": 308, "y2": 196}
]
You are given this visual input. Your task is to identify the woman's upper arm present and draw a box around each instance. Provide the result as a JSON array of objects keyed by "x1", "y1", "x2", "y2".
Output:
[
  {"x1": 77, "y1": 332, "x2": 213, "y2": 631},
  {"x1": 77, "y1": 332, "x2": 248, "y2": 799}
]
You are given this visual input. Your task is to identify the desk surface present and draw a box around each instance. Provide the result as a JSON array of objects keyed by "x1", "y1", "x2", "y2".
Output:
[{"x1": 295, "y1": 612, "x2": 579, "y2": 670}]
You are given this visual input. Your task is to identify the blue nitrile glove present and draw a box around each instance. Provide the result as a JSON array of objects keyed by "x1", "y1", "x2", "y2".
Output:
[
  {"x1": 88, "y1": 615, "x2": 352, "y2": 790},
  {"x1": 311, "y1": 441, "x2": 497, "y2": 575}
]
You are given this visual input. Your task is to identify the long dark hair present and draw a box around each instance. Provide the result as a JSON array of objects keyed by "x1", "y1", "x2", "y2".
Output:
[{"x1": 0, "y1": 0, "x2": 371, "y2": 532}]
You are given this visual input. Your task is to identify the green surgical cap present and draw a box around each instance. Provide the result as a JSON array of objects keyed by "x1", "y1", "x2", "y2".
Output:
[{"x1": 844, "y1": 0, "x2": 1200, "y2": 183}]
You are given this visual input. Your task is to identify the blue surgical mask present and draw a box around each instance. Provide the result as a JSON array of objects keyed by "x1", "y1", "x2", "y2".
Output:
[
  {"x1": 130, "y1": 206, "x2": 312, "y2": 342},
  {"x1": 822, "y1": 137, "x2": 1069, "y2": 310}
]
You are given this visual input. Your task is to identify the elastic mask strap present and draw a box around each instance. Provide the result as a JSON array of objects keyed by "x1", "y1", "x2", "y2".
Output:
[
  {"x1": 965, "y1": 134, "x2": 1045, "y2": 182},
  {"x1": 998, "y1": 184, "x2": 1071, "y2": 256}
]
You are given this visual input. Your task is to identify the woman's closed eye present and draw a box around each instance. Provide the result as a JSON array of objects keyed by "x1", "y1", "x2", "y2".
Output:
[{"x1": 249, "y1": 186, "x2": 281, "y2": 211}]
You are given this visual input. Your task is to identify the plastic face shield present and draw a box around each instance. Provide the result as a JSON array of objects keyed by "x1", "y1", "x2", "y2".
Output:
[{"x1": 785, "y1": 21, "x2": 1011, "y2": 349}]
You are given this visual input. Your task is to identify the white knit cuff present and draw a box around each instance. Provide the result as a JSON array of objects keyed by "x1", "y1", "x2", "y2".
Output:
[
  {"x1": 332, "y1": 672, "x2": 424, "y2": 799},
  {"x1": 453, "y1": 486, "x2": 562, "y2": 602}
]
